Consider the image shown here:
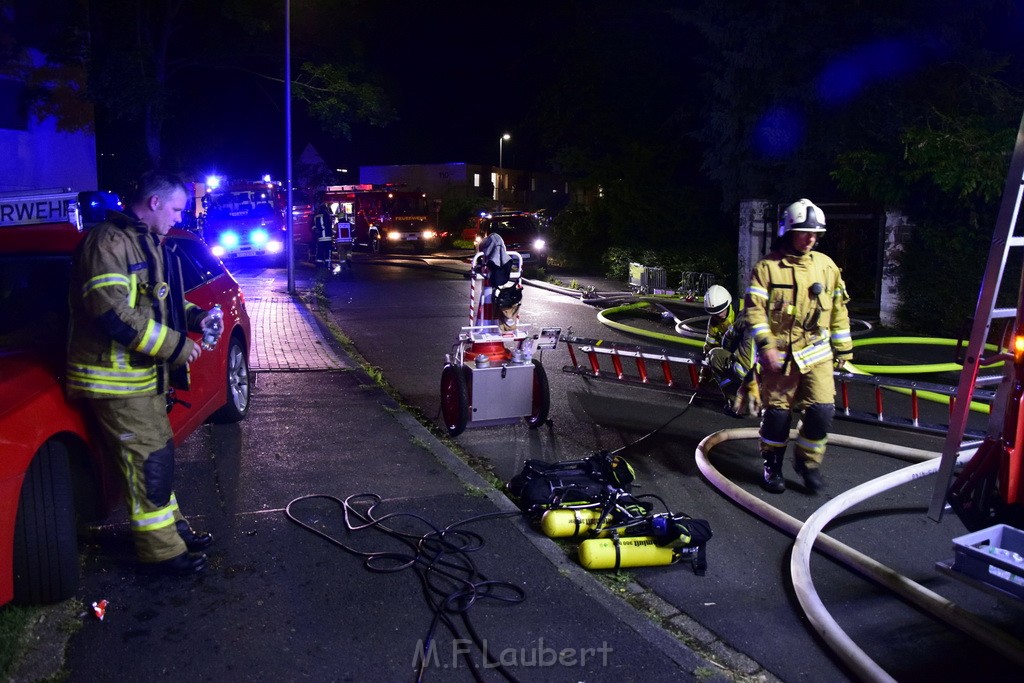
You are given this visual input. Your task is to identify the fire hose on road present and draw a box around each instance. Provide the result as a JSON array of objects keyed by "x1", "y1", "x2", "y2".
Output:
[{"x1": 695, "y1": 427, "x2": 1024, "y2": 682}]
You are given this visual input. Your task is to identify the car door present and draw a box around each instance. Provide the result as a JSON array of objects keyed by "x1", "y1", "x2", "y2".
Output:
[{"x1": 165, "y1": 235, "x2": 229, "y2": 433}]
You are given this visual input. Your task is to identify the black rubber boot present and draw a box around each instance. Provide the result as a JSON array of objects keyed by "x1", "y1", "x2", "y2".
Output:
[
  {"x1": 761, "y1": 448, "x2": 786, "y2": 494},
  {"x1": 794, "y1": 460, "x2": 824, "y2": 493},
  {"x1": 176, "y1": 520, "x2": 214, "y2": 552}
]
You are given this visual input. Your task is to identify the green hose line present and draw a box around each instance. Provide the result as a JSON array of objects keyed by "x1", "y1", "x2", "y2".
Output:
[
  {"x1": 597, "y1": 303, "x2": 993, "y2": 414},
  {"x1": 850, "y1": 336, "x2": 1005, "y2": 374},
  {"x1": 596, "y1": 303, "x2": 705, "y2": 349}
]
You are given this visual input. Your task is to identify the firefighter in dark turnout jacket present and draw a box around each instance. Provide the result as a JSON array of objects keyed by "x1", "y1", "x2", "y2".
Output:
[
  {"x1": 313, "y1": 195, "x2": 335, "y2": 271},
  {"x1": 67, "y1": 171, "x2": 215, "y2": 575},
  {"x1": 744, "y1": 199, "x2": 853, "y2": 493}
]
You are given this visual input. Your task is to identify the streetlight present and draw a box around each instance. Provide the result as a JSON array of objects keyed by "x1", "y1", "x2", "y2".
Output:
[
  {"x1": 499, "y1": 133, "x2": 511, "y2": 170},
  {"x1": 498, "y1": 133, "x2": 511, "y2": 204}
]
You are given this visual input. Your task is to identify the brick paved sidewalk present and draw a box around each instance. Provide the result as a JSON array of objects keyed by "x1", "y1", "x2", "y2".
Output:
[{"x1": 236, "y1": 275, "x2": 345, "y2": 372}]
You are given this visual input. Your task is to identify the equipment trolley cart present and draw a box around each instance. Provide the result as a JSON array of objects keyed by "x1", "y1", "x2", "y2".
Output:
[{"x1": 440, "y1": 251, "x2": 559, "y2": 436}]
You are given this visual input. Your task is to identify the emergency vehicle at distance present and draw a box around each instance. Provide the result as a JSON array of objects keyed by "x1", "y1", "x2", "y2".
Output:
[
  {"x1": 197, "y1": 176, "x2": 288, "y2": 261},
  {"x1": 461, "y1": 210, "x2": 549, "y2": 268},
  {"x1": 0, "y1": 188, "x2": 253, "y2": 606},
  {"x1": 322, "y1": 184, "x2": 442, "y2": 254}
]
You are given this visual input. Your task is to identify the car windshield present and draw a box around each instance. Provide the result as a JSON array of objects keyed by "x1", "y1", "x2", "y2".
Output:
[
  {"x1": 487, "y1": 216, "x2": 537, "y2": 236},
  {"x1": 0, "y1": 254, "x2": 71, "y2": 352}
]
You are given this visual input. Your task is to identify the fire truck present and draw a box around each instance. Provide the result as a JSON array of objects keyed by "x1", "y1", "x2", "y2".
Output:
[
  {"x1": 196, "y1": 177, "x2": 288, "y2": 261},
  {"x1": 322, "y1": 184, "x2": 441, "y2": 254}
]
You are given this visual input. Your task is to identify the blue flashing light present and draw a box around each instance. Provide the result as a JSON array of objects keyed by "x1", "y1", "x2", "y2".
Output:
[
  {"x1": 219, "y1": 231, "x2": 240, "y2": 249},
  {"x1": 752, "y1": 106, "x2": 804, "y2": 159},
  {"x1": 815, "y1": 36, "x2": 935, "y2": 105},
  {"x1": 250, "y1": 228, "x2": 269, "y2": 246},
  {"x1": 206, "y1": 175, "x2": 222, "y2": 190}
]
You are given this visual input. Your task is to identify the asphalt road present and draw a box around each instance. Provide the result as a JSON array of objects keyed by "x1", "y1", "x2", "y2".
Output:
[
  {"x1": 43, "y1": 253, "x2": 1022, "y2": 683},
  {"x1": 309, "y1": 253, "x2": 1024, "y2": 681}
]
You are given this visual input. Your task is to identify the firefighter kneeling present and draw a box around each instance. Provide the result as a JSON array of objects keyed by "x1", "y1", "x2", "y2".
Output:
[{"x1": 700, "y1": 285, "x2": 760, "y2": 418}]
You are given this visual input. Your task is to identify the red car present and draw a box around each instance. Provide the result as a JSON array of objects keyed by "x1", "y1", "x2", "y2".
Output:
[{"x1": 0, "y1": 216, "x2": 252, "y2": 606}]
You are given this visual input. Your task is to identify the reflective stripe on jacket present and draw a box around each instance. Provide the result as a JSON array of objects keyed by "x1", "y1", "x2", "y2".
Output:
[
  {"x1": 744, "y1": 249, "x2": 853, "y2": 373},
  {"x1": 703, "y1": 306, "x2": 735, "y2": 358},
  {"x1": 67, "y1": 211, "x2": 203, "y2": 399},
  {"x1": 314, "y1": 205, "x2": 335, "y2": 241}
]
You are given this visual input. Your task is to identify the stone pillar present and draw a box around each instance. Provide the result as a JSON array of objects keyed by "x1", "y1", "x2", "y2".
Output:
[
  {"x1": 880, "y1": 210, "x2": 912, "y2": 327},
  {"x1": 738, "y1": 199, "x2": 772, "y2": 295}
]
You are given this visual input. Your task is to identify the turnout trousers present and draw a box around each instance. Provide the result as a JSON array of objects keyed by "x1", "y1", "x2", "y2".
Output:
[
  {"x1": 759, "y1": 358, "x2": 836, "y2": 468},
  {"x1": 89, "y1": 394, "x2": 189, "y2": 562}
]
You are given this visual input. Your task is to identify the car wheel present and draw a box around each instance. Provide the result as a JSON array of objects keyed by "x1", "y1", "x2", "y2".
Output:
[
  {"x1": 525, "y1": 360, "x2": 550, "y2": 429},
  {"x1": 13, "y1": 440, "x2": 79, "y2": 605},
  {"x1": 210, "y1": 335, "x2": 251, "y2": 423},
  {"x1": 370, "y1": 235, "x2": 382, "y2": 254},
  {"x1": 440, "y1": 364, "x2": 469, "y2": 436}
]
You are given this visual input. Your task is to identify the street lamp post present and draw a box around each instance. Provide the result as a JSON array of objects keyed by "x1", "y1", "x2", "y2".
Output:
[{"x1": 498, "y1": 133, "x2": 511, "y2": 205}]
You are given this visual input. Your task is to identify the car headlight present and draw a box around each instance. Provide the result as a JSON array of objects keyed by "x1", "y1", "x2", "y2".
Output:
[
  {"x1": 533, "y1": 238, "x2": 546, "y2": 251},
  {"x1": 219, "y1": 231, "x2": 240, "y2": 248},
  {"x1": 266, "y1": 240, "x2": 284, "y2": 254},
  {"x1": 211, "y1": 245, "x2": 226, "y2": 257},
  {"x1": 387, "y1": 230, "x2": 401, "y2": 241},
  {"x1": 421, "y1": 229, "x2": 436, "y2": 240}
]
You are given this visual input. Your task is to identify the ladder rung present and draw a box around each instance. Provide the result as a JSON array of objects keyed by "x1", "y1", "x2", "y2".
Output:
[
  {"x1": 990, "y1": 307, "x2": 1018, "y2": 319},
  {"x1": 1008, "y1": 236, "x2": 1024, "y2": 247}
]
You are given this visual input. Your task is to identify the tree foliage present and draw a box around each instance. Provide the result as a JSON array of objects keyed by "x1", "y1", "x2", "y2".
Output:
[
  {"x1": 683, "y1": 0, "x2": 1024, "y2": 333},
  {"x1": 4, "y1": 0, "x2": 394, "y2": 183}
]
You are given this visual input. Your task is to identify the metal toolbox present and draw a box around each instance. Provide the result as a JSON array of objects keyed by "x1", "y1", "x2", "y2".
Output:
[{"x1": 468, "y1": 362, "x2": 534, "y2": 425}]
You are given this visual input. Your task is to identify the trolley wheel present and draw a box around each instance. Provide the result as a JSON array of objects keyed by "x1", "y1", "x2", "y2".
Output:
[
  {"x1": 525, "y1": 359, "x2": 550, "y2": 429},
  {"x1": 440, "y1": 364, "x2": 469, "y2": 436}
]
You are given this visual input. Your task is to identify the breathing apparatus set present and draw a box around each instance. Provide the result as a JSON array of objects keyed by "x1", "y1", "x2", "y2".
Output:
[{"x1": 506, "y1": 451, "x2": 713, "y2": 574}]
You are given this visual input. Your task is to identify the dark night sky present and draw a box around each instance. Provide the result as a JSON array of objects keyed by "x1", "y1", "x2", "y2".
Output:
[
  {"x1": 93, "y1": 1, "x2": 1024, "y2": 186},
  {"x1": 153, "y1": 1, "x2": 693, "y2": 181}
]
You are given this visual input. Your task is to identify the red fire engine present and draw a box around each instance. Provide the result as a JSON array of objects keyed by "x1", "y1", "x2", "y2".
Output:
[
  {"x1": 322, "y1": 184, "x2": 441, "y2": 254},
  {"x1": 192, "y1": 176, "x2": 292, "y2": 261}
]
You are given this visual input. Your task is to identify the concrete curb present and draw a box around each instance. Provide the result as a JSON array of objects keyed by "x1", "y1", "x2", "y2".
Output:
[{"x1": 303, "y1": 293, "x2": 770, "y2": 681}]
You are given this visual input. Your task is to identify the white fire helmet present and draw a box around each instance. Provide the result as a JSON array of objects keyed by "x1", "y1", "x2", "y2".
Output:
[
  {"x1": 704, "y1": 284, "x2": 732, "y2": 316},
  {"x1": 778, "y1": 198, "x2": 827, "y2": 237}
]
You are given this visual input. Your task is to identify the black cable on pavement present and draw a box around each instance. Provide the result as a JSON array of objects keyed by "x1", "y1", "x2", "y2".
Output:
[
  {"x1": 608, "y1": 384, "x2": 702, "y2": 458},
  {"x1": 285, "y1": 493, "x2": 527, "y2": 683}
]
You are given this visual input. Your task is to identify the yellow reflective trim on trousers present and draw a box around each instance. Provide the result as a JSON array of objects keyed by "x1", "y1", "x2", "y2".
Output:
[
  {"x1": 130, "y1": 503, "x2": 178, "y2": 531},
  {"x1": 797, "y1": 434, "x2": 827, "y2": 453},
  {"x1": 135, "y1": 319, "x2": 169, "y2": 356}
]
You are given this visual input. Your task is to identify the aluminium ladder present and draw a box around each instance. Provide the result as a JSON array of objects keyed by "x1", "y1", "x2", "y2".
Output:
[{"x1": 927, "y1": 110, "x2": 1024, "y2": 521}]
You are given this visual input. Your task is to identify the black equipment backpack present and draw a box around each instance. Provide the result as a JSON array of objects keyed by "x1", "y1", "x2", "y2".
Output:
[{"x1": 506, "y1": 451, "x2": 638, "y2": 513}]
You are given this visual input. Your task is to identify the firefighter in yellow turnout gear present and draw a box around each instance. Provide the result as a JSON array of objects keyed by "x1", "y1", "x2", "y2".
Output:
[
  {"x1": 67, "y1": 171, "x2": 215, "y2": 575},
  {"x1": 701, "y1": 285, "x2": 760, "y2": 417},
  {"x1": 744, "y1": 199, "x2": 853, "y2": 493}
]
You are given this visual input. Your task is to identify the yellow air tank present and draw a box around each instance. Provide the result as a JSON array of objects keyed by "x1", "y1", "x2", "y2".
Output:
[
  {"x1": 578, "y1": 536, "x2": 677, "y2": 570},
  {"x1": 540, "y1": 508, "x2": 611, "y2": 538}
]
